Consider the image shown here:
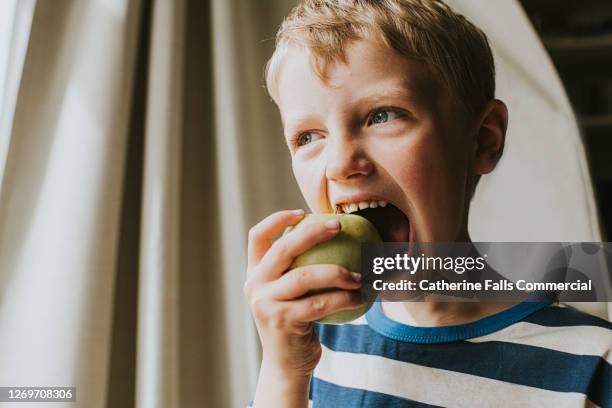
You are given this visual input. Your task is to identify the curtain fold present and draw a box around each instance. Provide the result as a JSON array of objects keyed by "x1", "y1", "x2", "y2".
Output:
[
  {"x1": 0, "y1": 0, "x2": 142, "y2": 406},
  {"x1": 135, "y1": 0, "x2": 183, "y2": 406},
  {"x1": 0, "y1": 0, "x2": 36, "y2": 190}
]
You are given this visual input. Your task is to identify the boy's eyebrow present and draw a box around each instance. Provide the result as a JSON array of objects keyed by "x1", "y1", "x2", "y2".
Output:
[
  {"x1": 351, "y1": 86, "x2": 420, "y2": 108},
  {"x1": 281, "y1": 81, "x2": 434, "y2": 137},
  {"x1": 283, "y1": 113, "x2": 320, "y2": 138},
  {"x1": 283, "y1": 86, "x2": 421, "y2": 136},
  {"x1": 355, "y1": 73, "x2": 436, "y2": 107}
]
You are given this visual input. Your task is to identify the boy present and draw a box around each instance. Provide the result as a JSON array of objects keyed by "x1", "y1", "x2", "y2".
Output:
[{"x1": 244, "y1": 0, "x2": 611, "y2": 406}]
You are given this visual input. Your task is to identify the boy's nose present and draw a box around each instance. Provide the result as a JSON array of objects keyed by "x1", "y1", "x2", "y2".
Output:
[{"x1": 325, "y1": 138, "x2": 374, "y2": 182}]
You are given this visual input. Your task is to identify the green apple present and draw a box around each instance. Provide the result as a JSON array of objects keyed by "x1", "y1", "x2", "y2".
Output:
[{"x1": 285, "y1": 213, "x2": 381, "y2": 324}]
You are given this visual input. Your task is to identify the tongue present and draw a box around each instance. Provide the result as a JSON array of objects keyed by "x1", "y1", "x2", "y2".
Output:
[{"x1": 357, "y1": 205, "x2": 410, "y2": 242}]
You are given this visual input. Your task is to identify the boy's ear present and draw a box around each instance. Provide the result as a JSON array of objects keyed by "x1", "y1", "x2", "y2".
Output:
[{"x1": 471, "y1": 99, "x2": 508, "y2": 175}]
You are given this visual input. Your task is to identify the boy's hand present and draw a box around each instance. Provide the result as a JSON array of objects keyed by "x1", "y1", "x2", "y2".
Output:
[{"x1": 244, "y1": 210, "x2": 365, "y2": 378}]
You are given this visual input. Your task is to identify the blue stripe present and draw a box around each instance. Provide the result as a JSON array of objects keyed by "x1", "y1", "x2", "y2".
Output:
[
  {"x1": 311, "y1": 377, "x2": 441, "y2": 408},
  {"x1": 365, "y1": 301, "x2": 551, "y2": 343},
  {"x1": 590, "y1": 358, "x2": 612, "y2": 408},
  {"x1": 523, "y1": 305, "x2": 612, "y2": 330},
  {"x1": 315, "y1": 323, "x2": 612, "y2": 406}
]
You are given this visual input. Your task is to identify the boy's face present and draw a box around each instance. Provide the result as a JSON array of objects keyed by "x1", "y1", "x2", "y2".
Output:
[{"x1": 276, "y1": 39, "x2": 481, "y2": 242}]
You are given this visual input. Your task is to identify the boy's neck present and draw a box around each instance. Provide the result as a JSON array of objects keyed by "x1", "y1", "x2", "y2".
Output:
[
  {"x1": 381, "y1": 232, "x2": 519, "y2": 327},
  {"x1": 381, "y1": 300, "x2": 519, "y2": 327}
]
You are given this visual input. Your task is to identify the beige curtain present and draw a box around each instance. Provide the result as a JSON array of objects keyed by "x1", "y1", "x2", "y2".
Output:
[
  {"x1": 0, "y1": 1, "x2": 608, "y2": 408},
  {"x1": 0, "y1": 0, "x2": 265, "y2": 406},
  {"x1": 0, "y1": 0, "x2": 144, "y2": 407}
]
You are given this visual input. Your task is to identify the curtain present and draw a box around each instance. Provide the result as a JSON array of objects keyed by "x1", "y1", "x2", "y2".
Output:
[
  {"x1": 0, "y1": 0, "x2": 144, "y2": 407},
  {"x1": 0, "y1": 1, "x2": 608, "y2": 408}
]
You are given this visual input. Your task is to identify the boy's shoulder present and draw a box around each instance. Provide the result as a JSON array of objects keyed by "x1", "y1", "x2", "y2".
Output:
[
  {"x1": 521, "y1": 302, "x2": 611, "y2": 330},
  {"x1": 467, "y1": 303, "x2": 611, "y2": 359}
]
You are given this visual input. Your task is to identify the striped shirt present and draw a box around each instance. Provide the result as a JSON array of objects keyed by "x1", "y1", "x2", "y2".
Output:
[{"x1": 308, "y1": 302, "x2": 611, "y2": 407}]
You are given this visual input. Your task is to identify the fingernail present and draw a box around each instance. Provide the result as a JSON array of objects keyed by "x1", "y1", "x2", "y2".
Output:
[
  {"x1": 292, "y1": 209, "x2": 305, "y2": 216},
  {"x1": 324, "y1": 219, "x2": 340, "y2": 230},
  {"x1": 350, "y1": 272, "x2": 362, "y2": 282}
]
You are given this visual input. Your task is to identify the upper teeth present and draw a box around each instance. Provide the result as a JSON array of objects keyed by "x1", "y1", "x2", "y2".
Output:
[{"x1": 339, "y1": 200, "x2": 387, "y2": 214}]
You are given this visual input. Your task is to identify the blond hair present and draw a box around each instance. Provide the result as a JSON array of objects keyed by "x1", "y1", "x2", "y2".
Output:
[{"x1": 265, "y1": 0, "x2": 495, "y2": 118}]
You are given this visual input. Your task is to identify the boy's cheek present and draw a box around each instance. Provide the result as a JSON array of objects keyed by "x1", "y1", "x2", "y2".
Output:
[
  {"x1": 393, "y1": 151, "x2": 468, "y2": 240},
  {"x1": 292, "y1": 159, "x2": 330, "y2": 213}
]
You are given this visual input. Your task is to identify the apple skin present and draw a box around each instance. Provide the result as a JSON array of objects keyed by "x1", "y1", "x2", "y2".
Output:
[{"x1": 285, "y1": 213, "x2": 381, "y2": 324}]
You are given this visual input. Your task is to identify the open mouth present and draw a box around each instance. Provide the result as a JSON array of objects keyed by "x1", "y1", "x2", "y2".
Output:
[{"x1": 335, "y1": 200, "x2": 412, "y2": 243}]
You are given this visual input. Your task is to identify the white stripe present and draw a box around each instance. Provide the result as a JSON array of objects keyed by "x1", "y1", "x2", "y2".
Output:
[
  {"x1": 315, "y1": 345, "x2": 592, "y2": 408},
  {"x1": 468, "y1": 321, "x2": 612, "y2": 364}
]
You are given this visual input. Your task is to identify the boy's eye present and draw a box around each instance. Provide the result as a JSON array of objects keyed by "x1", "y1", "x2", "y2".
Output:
[
  {"x1": 370, "y1": 108, "x2": 402, "y2": 125},
  {"x1": 296, "y1": 131, "x2": 322, "y2": 147}
]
